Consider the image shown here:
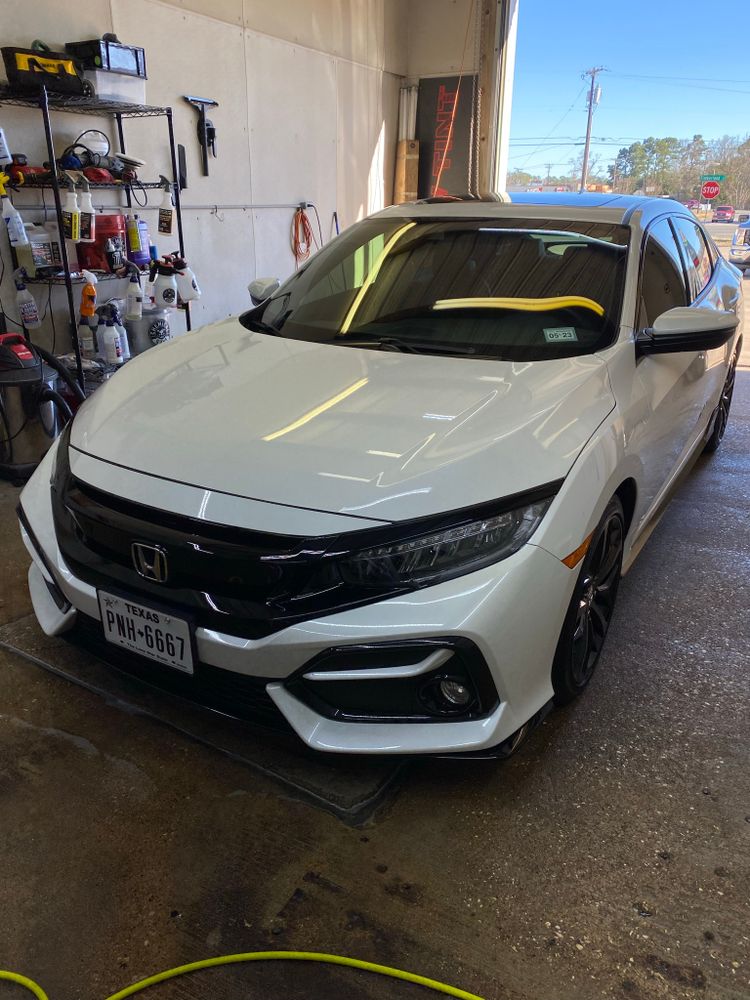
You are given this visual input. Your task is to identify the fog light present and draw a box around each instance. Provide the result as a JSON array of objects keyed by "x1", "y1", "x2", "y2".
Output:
[{"x1": 439, "y1": 678, "x2": 472, "y2": 707}]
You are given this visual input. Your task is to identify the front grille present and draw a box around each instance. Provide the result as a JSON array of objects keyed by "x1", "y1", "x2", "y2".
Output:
[
  {"x1": 69, "y1": 612, "x2": 290, "y2": 730},
  {"x1": 52, "y1": 470, "x2": 354, "y2": 639}
]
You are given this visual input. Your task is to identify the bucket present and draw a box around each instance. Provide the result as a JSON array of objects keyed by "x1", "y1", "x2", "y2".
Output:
[
  {"x1": 125, "y1": 307, "x2": 171, "y2": 355},
  {"x1": 76, "y1": 212, "x2": 126, "y2": 273}
]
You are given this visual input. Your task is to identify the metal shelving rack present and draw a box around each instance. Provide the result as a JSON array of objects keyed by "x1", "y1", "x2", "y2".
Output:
[{"x1": 0, "y1": 83, "x2": 190, "y2": 389}]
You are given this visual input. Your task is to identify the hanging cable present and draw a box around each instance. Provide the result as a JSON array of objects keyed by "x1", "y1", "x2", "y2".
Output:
[{"x1": 291, "y1": 206, "x2": 317, "y2": 267}]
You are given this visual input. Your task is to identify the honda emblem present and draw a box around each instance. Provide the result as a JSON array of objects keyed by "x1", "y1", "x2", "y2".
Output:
[{"x1": 131, "y1": 542, "x2": 168, "y2": 583}]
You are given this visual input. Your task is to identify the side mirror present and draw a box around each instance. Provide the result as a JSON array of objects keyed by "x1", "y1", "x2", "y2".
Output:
[
  {"x1": 248, "y1": 277, "x2": 280, "y2": 306},
  {"x1": 636, "y1": 306, "x2": 738, "y2": 355}
]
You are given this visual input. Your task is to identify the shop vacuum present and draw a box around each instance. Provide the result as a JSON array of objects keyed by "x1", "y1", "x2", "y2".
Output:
[{"x1": 0, "y1": 331, "x2": 85, "y2": 482}]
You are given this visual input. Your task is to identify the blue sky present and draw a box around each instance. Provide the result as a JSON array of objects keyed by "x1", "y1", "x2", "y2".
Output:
[{"x1": 509, "y1": 0, "x2": 750, "y2": 177}]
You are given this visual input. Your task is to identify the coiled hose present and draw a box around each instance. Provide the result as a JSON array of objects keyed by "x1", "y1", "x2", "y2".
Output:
[{"x1": 0, "y1": 951, "x2": 485, "y2": 1000}]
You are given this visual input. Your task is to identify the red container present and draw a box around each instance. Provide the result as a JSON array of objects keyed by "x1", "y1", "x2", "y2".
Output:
[{"x1": 76, "y1": 212, "x2": 126, "y2": 273}]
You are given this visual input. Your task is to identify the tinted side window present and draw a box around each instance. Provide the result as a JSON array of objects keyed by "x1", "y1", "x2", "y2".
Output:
[
  {"x1": 672, "y1": 216, "x2": 712, "y2": 298},
  {"x1": 639, "y1": 218, "x2": 687, "y2": 327}
]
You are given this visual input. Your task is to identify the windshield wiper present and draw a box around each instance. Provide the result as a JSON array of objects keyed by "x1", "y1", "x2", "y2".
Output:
[{"x1": 337, "y1": 333, "x2": 480, "y2": 357}]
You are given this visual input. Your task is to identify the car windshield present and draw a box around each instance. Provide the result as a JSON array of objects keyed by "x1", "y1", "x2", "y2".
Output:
[{"x1": 240, "y1": 216, "x2": 630, "y2": 361}]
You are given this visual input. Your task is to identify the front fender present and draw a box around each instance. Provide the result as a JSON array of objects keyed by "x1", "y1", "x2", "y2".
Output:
[{"x1": 529, "y1": 407, "x2": 640, "y2": 567}]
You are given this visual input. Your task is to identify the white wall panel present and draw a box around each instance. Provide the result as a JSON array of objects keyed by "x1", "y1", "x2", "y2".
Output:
[{"x1": 336, "y1": 60, "x2": 398, "y2": 228}]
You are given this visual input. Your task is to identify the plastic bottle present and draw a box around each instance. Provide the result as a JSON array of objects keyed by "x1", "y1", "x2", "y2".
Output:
[
  {"x1": 0, "y1": 126, "x2": 12, "y2": 166},
  {"x1": 80, "y1": 271, "x2": 97, "y2": 325},
  {"x1": 126, "y1": 215, "x2": 150, "y2": 268},
  {"x1": 42, "y1": 220, "x2": 63, "y2": 267},
  {"x1": 150, "y1": 260, "x2": 178, "y2": 309},
  {"x1": 158, "y1": 182, "x2": 174, "y2": 236},
  {"x1": 78, "y1": 182, "x2": 96, "y2": 243},
  {"x1": 172, "y1": 255, "x2": 201, "y2": 301},
  {"x1": 78, "y1": 318, "x2": 96, "y2": 359},
  {"x1": 112, "y1": 308, "x2": 131, "y2": 360},
  {"x1": 62, "y1": 185, "x2": 80, "y2": 241},
  {"x1": 126, "y1": 271, "x2": 143, "y2": 319},
  {"x1": 102, "y1": 319, "x2": 123, "y2": 366},
  {"x1": 95, "y1": 316, "x2": 107, "y2": 360},
  {"x1": 2, "y1": 196, "x2": 29, "y2": 246},
  {"x1": 14, "y1": 274, "x2": 41, "y2": 329}
]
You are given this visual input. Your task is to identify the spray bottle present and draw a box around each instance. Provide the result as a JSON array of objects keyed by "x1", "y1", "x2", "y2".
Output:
[
  {"x1": 13, "y1": 269, "x2": 41, "y2": 329},
  {"x1": 150, "y1": 258, "x2": 178, "y2": 309},
  {"x1": 0, "y1": 128, "x2": 12, "y2": 166},
  {"x1": 126, "y1": 271, "x2": 143, "y2": 319},
  {"x1": 111, "y1": 304, "x2": 131, "y2": 360},
  {"x1": 1, "y1": 169, "x2": 29, "y2": 246},
  {"x1": 78, "y1": 178, "x2": 96, "y2": 243},
  {"x1": 78, "y1": 316, "x2": 96, "y2": 358},
  {"x1": 102, "y1": 318, "x2": 123, "y2": 366},
  {"x1": 61, "y1": 176, "x2": 80, "y2": 241},
  {"x1": 80, "y1": 270, "x2": 98, "y2": 326},
  {"x1": 157, "y1": 175, "x2": 175, "y2": 236},
  {"x1": 170, "y1": 252, "x2": 201, "y2": 302}
]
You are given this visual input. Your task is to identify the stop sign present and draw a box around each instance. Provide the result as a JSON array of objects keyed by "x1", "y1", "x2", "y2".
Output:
[{"x1": 701, "y1": 180, "x2": 721, "y2": 200}]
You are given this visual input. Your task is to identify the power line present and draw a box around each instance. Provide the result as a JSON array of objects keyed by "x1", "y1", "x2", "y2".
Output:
[
  {"x1": 515, "y1": 82, "x2": 588, "y2": 170},
  {"x1": 580, "y1": 66, "x2": 606, "y2": 192}
]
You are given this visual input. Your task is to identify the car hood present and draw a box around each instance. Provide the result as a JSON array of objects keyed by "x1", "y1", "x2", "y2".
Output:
[{"x1": 71, "y1": 319, "x2": 615, "y2": 524}]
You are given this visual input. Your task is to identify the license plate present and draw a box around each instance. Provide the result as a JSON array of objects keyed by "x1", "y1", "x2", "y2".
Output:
[{"x1": 98, "y1": 591, "x2": 194, "y2": 674}]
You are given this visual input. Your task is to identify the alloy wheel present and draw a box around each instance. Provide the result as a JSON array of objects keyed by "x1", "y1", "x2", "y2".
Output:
[{"x1": 569, "y1": 512, "x2": 623, "y2": 687}]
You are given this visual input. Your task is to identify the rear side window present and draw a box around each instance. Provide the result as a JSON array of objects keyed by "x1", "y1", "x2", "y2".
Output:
[
  {"x1": 639, "y1": 218, "x2": 687, "y2": 327},
  {"x1": 672, "y1": 216, "x2": 713, "y2": 298}
]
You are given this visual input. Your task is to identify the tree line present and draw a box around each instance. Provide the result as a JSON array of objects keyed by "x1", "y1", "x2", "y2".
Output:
[{"x1": 508, "y1": 134, "x2": 750, "y2": 206}]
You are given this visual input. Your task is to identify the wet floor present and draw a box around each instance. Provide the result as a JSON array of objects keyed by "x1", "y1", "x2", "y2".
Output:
[{"x1": 0, "y1": 367, "x2": 748, "y2": 1000}]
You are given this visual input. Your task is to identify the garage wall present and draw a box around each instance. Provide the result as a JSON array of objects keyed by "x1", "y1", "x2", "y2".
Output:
[
  {"x1": 0, "y1": 0, "x2": 407, "y2": 349},
  {"x1": 405, "y1": 0, "x2": 478, "y2": 80}
]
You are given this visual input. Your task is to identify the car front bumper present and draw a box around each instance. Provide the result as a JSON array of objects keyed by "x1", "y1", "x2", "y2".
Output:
[{"x1": 18, "y1": 447, "x2": 575, "y2": 756}]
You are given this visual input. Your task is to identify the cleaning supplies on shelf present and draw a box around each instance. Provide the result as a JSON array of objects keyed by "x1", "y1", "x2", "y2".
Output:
[
  {"x1": 42, "y1": 220, "x2": 64, "y2": 267},
  {"x1": 78, "y1": 317, "x2": 96, "y2": 359},
  {"x1": 101, "y1": 318, "x2": 123, "y2": 365},
  {"x1": 13, "y1": 270, "x2": 41, "y2": 329},
  {"x1": 111, "y1": 306, "x2": 131, "y2": 360},
  {"x1": 150, "y1": 259, "x2": 178, "y2": 309},
  {"x1": 78, "y1": 179, "x2": 96, "y2": 243},
  {"x1": 126, "y1": 212, "x2": 150, "y2": 268},
  {"x1": 0, "y1": 127, "x2": 12, "y2": 166},
  {"x1": 80, "y1": 270, "x2": 98, "y2": 325},
  {"x1": 126, "y1": 270, "x2": 143, "y2": 319},
  {"x1": 2, "y1": 195, "x2": 29, "y2": 246},
  {"x1": 61, "y1": 178, "x2": 80, "y2": 241},
  {"x1": 157, "y1": 176, "x2": 174, "y2": 235},
  {"x1": 171, "y1": 253, "x2": 201, "y2": 302}
]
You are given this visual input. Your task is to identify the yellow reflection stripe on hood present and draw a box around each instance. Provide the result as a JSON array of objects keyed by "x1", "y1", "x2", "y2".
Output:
[
  {"x1": 340, "y1": 222, "x2": 417, "y2": 334},
  {"x1": 431, "y1": 296, "x2": 605, "y2": 317},
  {"x1": 262, "y1": 378, "x2": 369, "y2": 441}
]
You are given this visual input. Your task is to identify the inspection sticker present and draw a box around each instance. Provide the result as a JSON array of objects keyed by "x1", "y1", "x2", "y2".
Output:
[{"x1": 543, "y1": 327, "x2": 578, "y2": 343}]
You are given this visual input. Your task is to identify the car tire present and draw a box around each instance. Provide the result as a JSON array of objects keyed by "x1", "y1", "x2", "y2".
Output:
[
  {"x1": 551, "y1": 496, "x2": 624, "y2": 706},
  {"x1": 704, "y1": 350, "x2": 738, "y2": 454}
]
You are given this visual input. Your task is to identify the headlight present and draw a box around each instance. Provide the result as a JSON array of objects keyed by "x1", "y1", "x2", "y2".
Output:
[{"x1": 339, "y1": 497, "x2": 554, "y2": 588}]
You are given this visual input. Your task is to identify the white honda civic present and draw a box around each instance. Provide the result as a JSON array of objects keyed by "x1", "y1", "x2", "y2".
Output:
[{"x1": 18, "y1": 194, "x2": 742, "y2": 756}]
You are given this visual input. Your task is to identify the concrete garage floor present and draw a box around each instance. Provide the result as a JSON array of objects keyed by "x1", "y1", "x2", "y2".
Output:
[{"x1": 0, "y1": 347, "x2": 749, "y2": 999}]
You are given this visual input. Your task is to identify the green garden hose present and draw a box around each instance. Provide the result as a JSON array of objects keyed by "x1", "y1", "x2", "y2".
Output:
[{"x1": 1, "y1": 950, "x2": 485, "y2": 1000}]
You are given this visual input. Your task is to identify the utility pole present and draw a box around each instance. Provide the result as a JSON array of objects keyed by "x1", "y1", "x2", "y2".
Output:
[
  {"x1": 579, "y1": 66, "x2": 605, "y2": 193},
  {"x1": 545, "y1": 162, "x2": 552, "y2": 186}
]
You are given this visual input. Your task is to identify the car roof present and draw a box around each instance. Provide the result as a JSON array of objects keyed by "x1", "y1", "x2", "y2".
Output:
[{"x1": 377, "y1": 192, "x2": 690, "y2": 228}]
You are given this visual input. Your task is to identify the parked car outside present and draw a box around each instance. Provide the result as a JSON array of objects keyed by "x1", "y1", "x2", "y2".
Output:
[
  {"x1": 729, "y1": 218, "x2": 750, "y2": 270},
  {"x1": 712, "y1": 204, "x2": 735, "y2": 223},
  {"x1": 18, "y1": 194, "x2": 743, "y2": 757}
]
